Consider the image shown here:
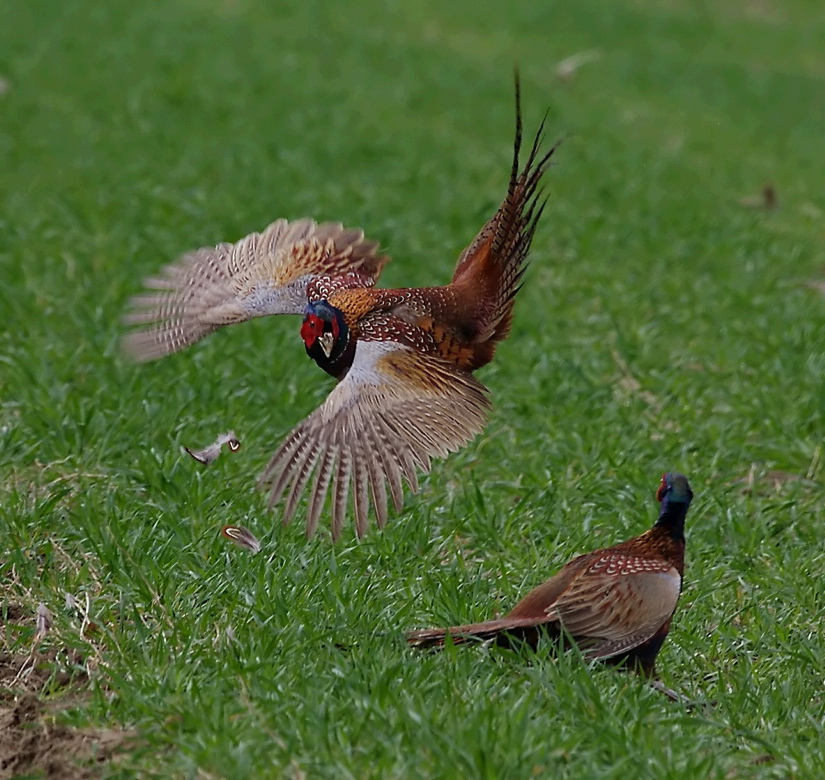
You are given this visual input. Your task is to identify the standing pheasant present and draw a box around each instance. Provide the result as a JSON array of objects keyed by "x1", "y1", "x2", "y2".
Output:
[
  {"x1": 123, "y1": 79, "x2": 559, "y2": 539},
  {"x1": 407, "y1": 473, "x2": 693, "y2": 679}
]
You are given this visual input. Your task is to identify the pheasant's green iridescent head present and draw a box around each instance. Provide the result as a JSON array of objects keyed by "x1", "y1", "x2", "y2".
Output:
[
  {"x1": 300, "y1": 300, "x2": 351, "y2": 369},
  {"x1": 656, "y1": 473, "x2": 693, "y2": 505}
]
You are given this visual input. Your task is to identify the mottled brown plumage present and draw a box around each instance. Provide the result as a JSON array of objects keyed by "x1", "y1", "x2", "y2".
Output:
[
  {"x1": 407, "y1": 474, "x2": 693, "y2": 678},
  {"x1": 123, "y1": 77, "x2": 559, "y2": 539}
]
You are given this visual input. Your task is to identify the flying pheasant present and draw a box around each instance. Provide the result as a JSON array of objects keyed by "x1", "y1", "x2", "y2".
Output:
[
  {"x1": 408, "y1": 473, "x2": 693, "y2": 679},
  {"x1": 123, "y1": 79, "x2": 559, "y2": 539}
]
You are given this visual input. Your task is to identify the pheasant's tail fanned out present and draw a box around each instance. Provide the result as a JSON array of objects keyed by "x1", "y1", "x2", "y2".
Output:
[
  {"x1": 452, "y1": 74, "x2": 561, "y2": 348},
  {"x1": 259, "y1": 342, "x2": 491, "y2": 540},
  {"x1": 406, "y1": 616, "x2": 552, "y2": 650},
  {"x1": 122, "y1": 219, "x2": 389, "y2": 361}
]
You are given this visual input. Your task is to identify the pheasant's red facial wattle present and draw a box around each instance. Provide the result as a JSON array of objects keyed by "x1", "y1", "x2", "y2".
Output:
[
  {"x1": 301, "y1": 314, "x2": 324, "y2": 348},
  {"x1": 656, "y1": 474, "x2": 668, "y2": 502}
]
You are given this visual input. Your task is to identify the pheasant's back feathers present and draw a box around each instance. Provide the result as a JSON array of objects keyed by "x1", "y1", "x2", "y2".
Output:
[
  {"x1": 327, "y1": 287, "x2": 385, "y2": 331},
  {"x1": 585, "y1": 551, "x2": 676, "y2": 577}
]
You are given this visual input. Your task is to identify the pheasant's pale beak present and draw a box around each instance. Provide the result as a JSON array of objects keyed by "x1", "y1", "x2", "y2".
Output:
[{"x1": 318, "y1": 332, "x2": 335, "y2": 358}]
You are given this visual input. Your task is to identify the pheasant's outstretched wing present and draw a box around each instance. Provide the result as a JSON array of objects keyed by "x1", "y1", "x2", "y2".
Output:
[
  {"x1": 260, "y1": 341, "x2": 491, "y2": 539},
  {"x1": 123, "y1": 219, "x2": 389, "y2": 361},
  {"x1": 545, "y1": 554, "x2": 681, "y2": 660},
  {"x1": 451, "y1": 76, "x2": 560, "y2": 352}
]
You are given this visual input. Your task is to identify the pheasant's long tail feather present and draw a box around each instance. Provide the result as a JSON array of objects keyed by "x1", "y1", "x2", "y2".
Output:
[
  {"x1": 406, "y1": 616, "x2": 554, "y2": 650},
  {"x1": 451, "y1": 74, "x2": 561, "y2": 360}
]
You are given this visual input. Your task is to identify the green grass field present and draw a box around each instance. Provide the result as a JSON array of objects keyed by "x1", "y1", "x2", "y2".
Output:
[{"x1": 2, "y1": 0, "x2": 824, "y2": 776}]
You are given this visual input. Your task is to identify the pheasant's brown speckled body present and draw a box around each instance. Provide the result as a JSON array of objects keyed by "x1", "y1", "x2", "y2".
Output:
[
  {"x1": 408, "y1": 474, "x2": 693, "y2": 678},
  {"x1": 123, "y1": 77, "x2": 559, "y2": 539}
]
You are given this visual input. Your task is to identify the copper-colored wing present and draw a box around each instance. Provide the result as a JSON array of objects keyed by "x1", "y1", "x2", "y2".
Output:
[
  {"x1": 505, "y1": 554, "x2": 594, "y2": 619},
  {"x1": 259, "y1": 341, "x2": 491, "y2": 539},
  {"x1": 545, "y1": 553, "x2": 682, "y2": 660},
  {"x1": 123, "y1": 219, "x2": 389, "y2": 361},
  {"x1": 451, "y1": 76, "x2": 560, "y2": 348}
]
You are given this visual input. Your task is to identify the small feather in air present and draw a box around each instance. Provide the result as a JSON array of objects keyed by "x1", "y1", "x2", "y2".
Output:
[
  {"x1": 184, "y1": 431, "x2": 241, "y2": 465},
  {"x1": 36, "y1": 603, "x2": 52, "y2": 638},
  {"x1": 221, "y1": 525, "x2": 261, "y2": 554},
  {"x1": 739, "y1": 184, "x2": 777, "y2": 211},
  {"x1": 554, "y1": 49, "x2": 601, "y2": 81}
]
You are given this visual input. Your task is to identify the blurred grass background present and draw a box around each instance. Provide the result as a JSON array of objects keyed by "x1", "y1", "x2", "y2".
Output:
[{"x1": 1, "y1": 0, "x2": 824, "y2": 776}]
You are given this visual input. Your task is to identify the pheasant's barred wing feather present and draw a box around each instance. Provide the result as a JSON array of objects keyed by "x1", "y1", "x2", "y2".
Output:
[
  {"x1": 546, "y1": 556, "x2": 681, "y2": 659},
  {"x1": 123, "y1": 218, "x2": 389, "y2": 361},
  {"x1": 260, "y1": 341, "x2": 491, "y2": 539}
]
